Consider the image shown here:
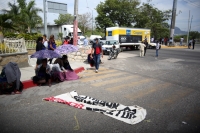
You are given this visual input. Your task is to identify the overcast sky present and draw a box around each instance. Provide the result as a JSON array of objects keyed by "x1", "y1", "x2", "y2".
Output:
[{"x1": 0, "y1": 0, "x2": 200, "y2": 31}]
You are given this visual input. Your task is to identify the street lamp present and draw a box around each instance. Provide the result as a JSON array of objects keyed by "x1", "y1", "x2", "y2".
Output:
[{"x1": 87, "y1": 7, "x2": 93, "y2": 35}]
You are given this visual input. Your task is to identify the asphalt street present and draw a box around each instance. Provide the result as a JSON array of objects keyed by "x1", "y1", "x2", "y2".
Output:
[{"x1": 0, "y1": 45, "x2": 200, "y2": 133}]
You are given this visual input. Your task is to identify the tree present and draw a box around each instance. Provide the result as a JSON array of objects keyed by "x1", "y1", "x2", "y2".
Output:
[
  {"x1": 78, "y1": 13, "x2": 92, "y2": 34},
  {"x1": 3, "y1": 0, "x2": 42, "y2": 33},
  {"x1": 0, "y1": 14, "x2": 15, "y2": 34},
  {"x1": 17, "y1": 0, "x2": 42, "y2": 33},
  {"x1": 95, "y1": 0, "x2": 140, "y2": 35},
  {"x1": 134, "y1": 2, "x2": 171, "y2": 39},
  {"x1": 54, "y1": 14, "x2": 74, "y2": 25}
]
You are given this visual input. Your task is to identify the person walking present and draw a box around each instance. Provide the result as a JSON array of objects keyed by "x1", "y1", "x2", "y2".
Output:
[
  {"x1": 90, "y1": 38, "x2": 103, "y2": 73},
  {"x1": 155, "y1": 40, "x2": 160, "y2": 58},
  {"x1": 48, "y1": 35, "x2": 56, "y2": 64},
  {"x1": 144, "y1": 39, "x2": 148, "y2": 56},
  {"x1": 192, "y1": 38, "x2": 196, "y2": 49},
  {"x1": 188, "y1": 39, "x2": 192, "y2": 49},
  {"x1": 180, "y1": 37, "x2": 184, "y2": 46},
  {"x1": 83, "y1": 36, "x2": 88, "y2": 46}
]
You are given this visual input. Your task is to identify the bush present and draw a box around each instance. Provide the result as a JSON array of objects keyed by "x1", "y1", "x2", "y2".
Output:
[
  {"x1": 3, "y1": 32, "x2": 42, "y2": 40},
  {"x1": 0, "y1": 43, "x2": 16, "y2": 54},
  {"x1": 55, "y1": 40, "x2": 62, "y2": 46}
]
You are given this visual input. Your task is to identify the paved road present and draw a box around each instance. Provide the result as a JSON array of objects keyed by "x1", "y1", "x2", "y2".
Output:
[{"x1": 0, "y1": 45, "x2": 200, "y2": 133}]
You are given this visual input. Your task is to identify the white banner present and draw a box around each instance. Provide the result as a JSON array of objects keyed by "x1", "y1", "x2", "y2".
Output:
[{"x1": 43, "y1": 91, "x2": 147, "y2": 125}]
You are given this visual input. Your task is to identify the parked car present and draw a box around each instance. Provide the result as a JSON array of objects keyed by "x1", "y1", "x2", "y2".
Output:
[
  {"x1": 148, "y1": 43, "x2": 161, "y2": 49},
  {"x1": 102, "y1": 40, "x2": 120, "y2": 55},
  {"x1": 89, "y1": 35, "x2": 102, "y2": 44}
]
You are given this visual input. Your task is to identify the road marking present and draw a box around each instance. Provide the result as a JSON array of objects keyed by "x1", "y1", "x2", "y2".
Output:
[
  {"x1": 80, "y1": 72, "x2": 126, "y2": 82},
  {"x1": 151, "y1": 88, "x2": 194, "y2": 109},
  {"x1": 106, "y1": 78, "x2": 152, "y2": 92},
  {"x1": 126, "y1": 82, "x2": 171, "y2": 100},
  {"x1": 92, "y1": 75, "x2": 138, "y2": 87},
  {"x1": 80, "y1": 69, "x2": 117, "y2": 77},
  {"x1": 85, "y1": 67, "x2": 109, "y2": 73}
]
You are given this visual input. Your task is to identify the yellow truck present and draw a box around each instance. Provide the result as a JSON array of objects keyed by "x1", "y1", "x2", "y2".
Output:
[{"x1": 106, "y1": 27, "x2": 152, "y2": 51}]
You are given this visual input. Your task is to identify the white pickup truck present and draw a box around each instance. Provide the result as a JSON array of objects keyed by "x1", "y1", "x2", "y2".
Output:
[{"x1": 102, "y1": 40, "x2": 120, "y2": 55}]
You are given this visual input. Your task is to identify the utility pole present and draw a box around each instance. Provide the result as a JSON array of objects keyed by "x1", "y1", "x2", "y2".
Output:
[
  {"x1": 43, "y1": 0, "x2": 47, "y2": 35},
  {"x1": 73, "y1": 0, "x2": 78, "y2": 45},
  {"x1": 170, "y1": 0, "x2": 177, "y2": 44},
  {"x1": 187, "y1": 10, "x2": 190, "y2": 46},
  {"x1": 87, "y1": 7, "x2": 93, "y2": 35}
]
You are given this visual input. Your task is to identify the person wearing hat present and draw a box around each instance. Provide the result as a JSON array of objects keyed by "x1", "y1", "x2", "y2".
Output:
[{"x1": 90, "y1": 38, "x2": 103, "y2": 73}]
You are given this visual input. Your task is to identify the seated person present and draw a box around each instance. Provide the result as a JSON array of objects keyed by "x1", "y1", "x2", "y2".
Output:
[
  {"x1": 33, "y1": 59, "x2": 52, "y2": 87},
  {"x1": 63, "y1": 36, "x2": 70, "y2": 45},
  {"x1": 63, "y1": 55, "x2": 80, "y2": 80}
]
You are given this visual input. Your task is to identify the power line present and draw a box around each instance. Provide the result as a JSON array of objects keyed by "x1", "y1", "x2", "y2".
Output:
[{"x1": 183, "y1": 0, "x2": 200, "y2": 8}]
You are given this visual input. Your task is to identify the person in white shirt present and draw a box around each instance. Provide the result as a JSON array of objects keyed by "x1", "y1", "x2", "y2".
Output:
[
  {"x1": 43, "y1": 34, "x2": 48, "y2": 49},
  {"x1": 151, "y1": 37, "x2": 154, "y2": 43},
  {"x1": 180, "y1": 37, "x2": 184, "y2": 46},
  {"x1": 140, "y1": 41, "x2": 146, "y2": 57},
  {"x1": 83, "y1": 36, "x2": 88, "y2": 46}
]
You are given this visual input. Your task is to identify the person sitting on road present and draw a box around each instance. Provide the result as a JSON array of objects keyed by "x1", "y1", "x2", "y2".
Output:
[{"x1": 33, "y1": 59, "x2": 52, "y2": 87}]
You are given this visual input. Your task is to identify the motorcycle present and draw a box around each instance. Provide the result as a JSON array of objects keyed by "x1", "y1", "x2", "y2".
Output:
[{"x1": 108, "y1": 45, "x2": 119, "y2": 60}]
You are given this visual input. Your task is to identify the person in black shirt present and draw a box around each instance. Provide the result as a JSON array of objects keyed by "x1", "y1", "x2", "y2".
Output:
[
  {"x1": 90, "y1": 38, "x2": 103, "y2": 73},
  {"x1": 35, "y1": 37, "x2": 45, "y2": 69}
]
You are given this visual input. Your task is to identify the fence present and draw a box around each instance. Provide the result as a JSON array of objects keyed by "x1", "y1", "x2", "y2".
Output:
[
  {"x1": 0, "y1": 38, "x2": 27, "y2": 55},
  {"x1": 25, "y1": 40, "x2": 36, "y2": 49}
]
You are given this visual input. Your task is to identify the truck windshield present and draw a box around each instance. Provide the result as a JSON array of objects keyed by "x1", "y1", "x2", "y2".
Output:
[
  {"x1": 105, "y1": 40, "x2": 117, "y2": 45},
  {"x1": 70, "y1": 32, "x2": 83, "y2": 36}
]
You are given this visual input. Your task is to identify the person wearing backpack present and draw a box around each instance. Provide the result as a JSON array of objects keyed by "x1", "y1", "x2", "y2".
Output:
[{"x1": 90, "y1": 38, "x2": 103, "y2": 73}]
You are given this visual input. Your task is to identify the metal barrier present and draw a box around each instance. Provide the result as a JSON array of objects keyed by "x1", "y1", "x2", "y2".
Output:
[{"x1": 0, "y1": 38, "x2": 27, "y2": 55}]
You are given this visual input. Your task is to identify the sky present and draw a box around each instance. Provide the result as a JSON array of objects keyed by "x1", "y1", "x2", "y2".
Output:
[{"x1": 0, "y1": 0, "x2": 200, "y2": 32}]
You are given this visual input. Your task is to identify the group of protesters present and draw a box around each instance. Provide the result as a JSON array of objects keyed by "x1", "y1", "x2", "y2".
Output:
[{"x1": 34, "y1": 35, "x2": 80, "y2": 87}]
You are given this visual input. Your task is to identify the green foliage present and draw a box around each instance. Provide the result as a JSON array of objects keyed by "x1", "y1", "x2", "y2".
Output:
[
  {"x1": 95, "y1": 0, "x2": 140, "y2": 34},
  {"x1": 134, "y1": 3, "x2": 171, "y2": 39},
  {"x1": 95, "y1": 0, "x2": 171, "y2": 39},
  {"x1": 2, "y1": 0, "x2": 42, "y2": 33},
  {"x1": 55, "y1": 40, "x2": 63, "y2": 46},
  {"x1": 189, "y1": 31, "x2": 200, "y2": 39},
  {"x1": 0, "y1": 14, "x2": 15, "y2": 33},
  {"x1": 3, "y1": 32, "x2": 42, "y2": 40},
  {"x1": 54, "y1": 14, "x2": 74, "y2": 25},
  {"x1": 57, "y1": 33, "x2": 63, "y2": 40}
]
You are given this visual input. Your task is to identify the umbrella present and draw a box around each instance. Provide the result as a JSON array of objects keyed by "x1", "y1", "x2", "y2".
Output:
[
  {"x1": 55, "y1": 45, "x2": 78, "y2": 55},
  {"x1": 30, "y1": 50, "x2": 61, "y2": 59}
]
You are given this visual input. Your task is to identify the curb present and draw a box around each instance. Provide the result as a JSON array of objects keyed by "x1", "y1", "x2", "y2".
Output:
[{"x1": 22, "y1": 67, "x2": 85, "y2": 89}]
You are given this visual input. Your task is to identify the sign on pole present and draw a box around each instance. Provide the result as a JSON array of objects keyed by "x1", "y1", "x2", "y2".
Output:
[{"x1": 47, "y1": 1, "x2": 67, "y2": 14}]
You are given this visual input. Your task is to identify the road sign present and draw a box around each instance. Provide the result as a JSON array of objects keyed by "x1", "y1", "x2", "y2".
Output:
[{"x1": 47, "y1": 1, "x2": 67, "y2": 14}]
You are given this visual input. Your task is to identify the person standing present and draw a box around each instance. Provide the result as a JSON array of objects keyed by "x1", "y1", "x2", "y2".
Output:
[
  {"x1": 63, "y1": 36, "x2": 70, "y2": 45},
  {"x1": 151, "y1": 37, "x2": 154, "y2": 43},
  {"x1": 35, "y1": 37, "x2": 45, "y2": 69},
  {"x1": 140, "y1": 41, "x2": 146, "y2": 57},
  {"x1": 43, "y1": 34, "x2": 48, "y2": 49},
  {"x1": 180, "y1": 37, "x2": 184, "y2": 46},
  {"x1": 156, "y1": 40, "x2": 160, "y2": 58},
  {"x1": 144, "y1": 39, "x2": 148, "y2": 56},
  {"x1": 83, "y1": 36, "x2": 88, "y2": 46},
  {"x1": 192, "y1": 38, "x2": 196, "y2": 49},
  {"x1": 90, "y1": 38, "x2": 103, "y2": 73},
  {"x1": 161, "y1": 38, "x2": 164, "y2": 45},
  {"x1": 48, "y1": 35, "x2": 56, "y2": 64},
  {"x1": 188, "y1": 39, "x2": 192, "y2": 49}
]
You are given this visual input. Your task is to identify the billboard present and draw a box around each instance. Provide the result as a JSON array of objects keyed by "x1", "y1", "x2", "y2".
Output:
[{"x1": 47, "y1": 1, "x2": 67, "y2": 14}]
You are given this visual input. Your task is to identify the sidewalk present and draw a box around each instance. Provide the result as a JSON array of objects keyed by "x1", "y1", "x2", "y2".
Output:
[{"x1": 20, "y1": 56, "x2": 90, "y2": 81}]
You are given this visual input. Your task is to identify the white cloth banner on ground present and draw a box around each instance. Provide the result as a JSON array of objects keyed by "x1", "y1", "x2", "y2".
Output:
[{"x1": 43, "y1": 91, "x2": 147, "y2": 125}]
